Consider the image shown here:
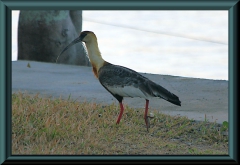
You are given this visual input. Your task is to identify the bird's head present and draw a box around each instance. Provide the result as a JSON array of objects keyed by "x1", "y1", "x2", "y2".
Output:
[
  {"x1": 56, "y1": 31, "x2": 96, "y2": 63},
  {"x1": 79, "y1": 31, "x2": 97, "y2": 43}
]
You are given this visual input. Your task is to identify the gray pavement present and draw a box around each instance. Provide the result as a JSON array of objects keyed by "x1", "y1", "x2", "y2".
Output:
[{"x1": 12, "y1": 60, "x2": 228, "y2": 124}]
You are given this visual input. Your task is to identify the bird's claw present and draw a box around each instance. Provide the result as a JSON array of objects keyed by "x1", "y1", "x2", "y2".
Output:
[{"x1": 145, "y1": 116, "x2": 151, "y2": 132}]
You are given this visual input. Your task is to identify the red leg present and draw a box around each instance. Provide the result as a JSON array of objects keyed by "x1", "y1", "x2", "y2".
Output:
[
  {"x1": 116, "y1": 102, "x2": 124, "y2": 124},
  {"x1": 144, "y1": 99, "x2": 150, "y2": 130}
]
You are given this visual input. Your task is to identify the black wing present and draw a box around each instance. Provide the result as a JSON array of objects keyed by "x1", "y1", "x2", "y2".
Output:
[{"x1": 98, "y1": 62, "x2": 181, "y2": 106}]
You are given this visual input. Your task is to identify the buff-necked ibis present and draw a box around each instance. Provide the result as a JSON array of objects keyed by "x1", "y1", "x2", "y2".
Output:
[{"x1": 57, "y1": 31, "x2": 181, "y2": 131}]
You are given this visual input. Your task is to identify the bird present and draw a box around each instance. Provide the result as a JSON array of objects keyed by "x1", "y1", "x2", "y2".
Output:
[{"x1": 57, "y1": 31, "x2": 181, "y2": 131}]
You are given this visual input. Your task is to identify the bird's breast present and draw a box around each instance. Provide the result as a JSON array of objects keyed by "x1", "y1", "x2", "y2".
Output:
[
  {"x1": 91, "y1": 61, "x2": 109, "y2": 78},
  {"x1": 92, "y1": 64, "x2": 98, "y2": 78}
]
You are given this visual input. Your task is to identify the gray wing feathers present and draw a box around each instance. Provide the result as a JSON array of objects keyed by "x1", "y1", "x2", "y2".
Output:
[
  {"x1": 145, "y1": 81, "x2": 181, "y2": 106},
  {"x1": 98, "y1": 63, "x2": 181, "y2": 106},
  {"x1": 98, "y1": 63, "x2": 146, "y2": 88}
]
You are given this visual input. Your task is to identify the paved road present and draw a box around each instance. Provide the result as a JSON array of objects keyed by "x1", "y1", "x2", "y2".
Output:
[{"x1": 12, "y1": 60, "x2": 228, "y2": 124}]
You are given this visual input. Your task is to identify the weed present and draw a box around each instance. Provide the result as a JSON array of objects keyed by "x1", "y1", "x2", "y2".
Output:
[{"x1": 12, "y1": 92, "x2": 228, "y2": 155}]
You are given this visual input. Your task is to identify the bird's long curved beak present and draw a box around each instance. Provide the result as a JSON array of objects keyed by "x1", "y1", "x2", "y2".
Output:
[{"x1": 56, "y1": 36, "x2": 82, "y2": 63}]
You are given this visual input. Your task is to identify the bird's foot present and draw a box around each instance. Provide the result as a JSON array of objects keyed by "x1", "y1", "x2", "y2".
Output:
[
  {"x1": 146, "y1": 115, "x2": 154, "y2": 132},
  {"x1": 145, "y1": 116, "x2": 151, "y2": 132}
]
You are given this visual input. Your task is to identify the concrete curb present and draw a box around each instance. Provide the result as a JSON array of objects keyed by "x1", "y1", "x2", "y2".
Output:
[{"x1": 12, "y1": 60, "x2": 228, "y2": 124}]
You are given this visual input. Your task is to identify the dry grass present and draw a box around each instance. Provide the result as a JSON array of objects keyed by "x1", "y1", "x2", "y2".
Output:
[{"x1": 12, "y1": 92, "x2": 228, "y2": 155}]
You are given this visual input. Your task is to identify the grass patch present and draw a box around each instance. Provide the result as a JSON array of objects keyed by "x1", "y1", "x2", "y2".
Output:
[{"x1": 12, "y1": 92, "x2": 228, "y2": 155}]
